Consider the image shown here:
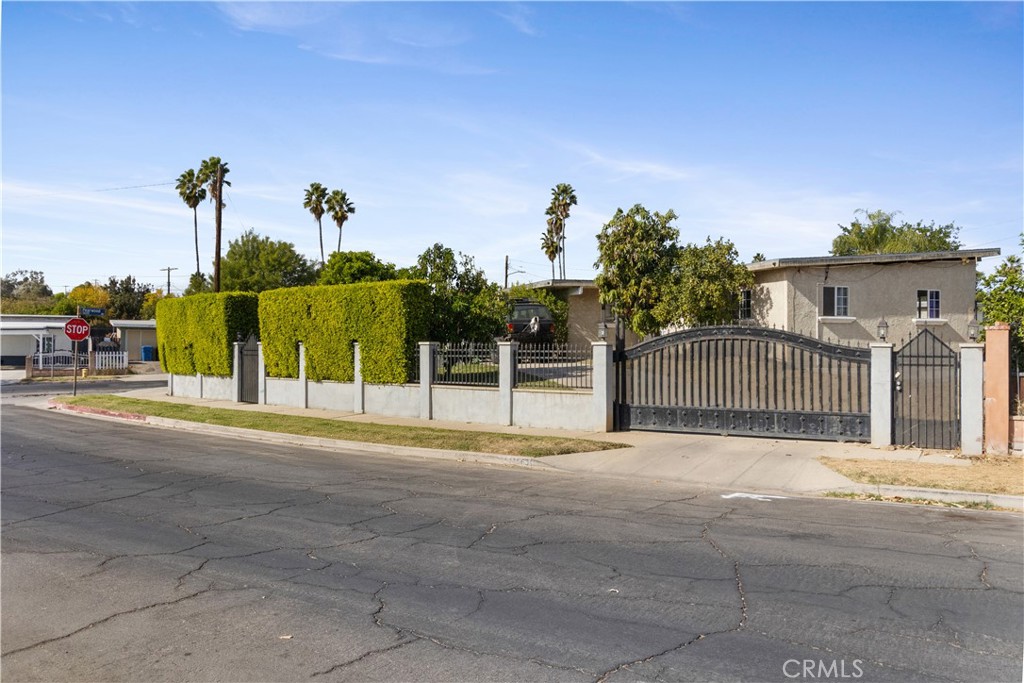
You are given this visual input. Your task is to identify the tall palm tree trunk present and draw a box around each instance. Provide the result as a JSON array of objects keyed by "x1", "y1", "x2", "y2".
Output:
[
  {"x1": 336, "y1": 225, "x2": 343, "y2": 253},
  {"x1": 318, "y1": 218, "x2": 325, "y2": 265},
  {"x1": 193, "y1": 208, "x2": 201, "y2": 275},
  {"x1": 213, "y1": 166, "x2": 223, "y2": 292}
]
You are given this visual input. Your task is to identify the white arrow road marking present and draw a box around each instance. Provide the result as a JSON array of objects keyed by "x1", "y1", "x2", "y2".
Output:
[{"x1": 721, "y1": 492, "x2": 788, "y2": 501}]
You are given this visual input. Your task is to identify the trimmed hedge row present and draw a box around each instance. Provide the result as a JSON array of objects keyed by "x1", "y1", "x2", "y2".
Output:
[
  {"x1": 259, "y1": 280, "x2": 431, "y2": 384},
  {"x1": 156, "y1": 293, "x2": 259, "y2": 376}
]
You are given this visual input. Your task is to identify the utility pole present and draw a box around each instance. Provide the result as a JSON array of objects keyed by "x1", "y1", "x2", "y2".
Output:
[
  {"x1": 160, "y1": 267, "x2": 178, "y2": 294},
  {"x1": 504, "y1": 255, "x2": 524, "y2": 289}
]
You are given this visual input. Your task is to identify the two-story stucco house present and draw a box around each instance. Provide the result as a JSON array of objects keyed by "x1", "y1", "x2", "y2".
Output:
[{"x1": 743, "y1": 248, "x2": 1000, "y2": 347}]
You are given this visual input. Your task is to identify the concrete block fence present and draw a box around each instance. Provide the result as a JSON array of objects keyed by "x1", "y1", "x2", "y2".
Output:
[
  {"x1": 171, "y1": 341, "x2": 614, "y2": 433},
  {"x1": 168, "y1": 338, "x2": 990, "y2": 446}
]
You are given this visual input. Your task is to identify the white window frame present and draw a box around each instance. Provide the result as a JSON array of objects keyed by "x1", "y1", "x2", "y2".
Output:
[
  {"x1": 916, "y1": 289, "x2": 941, "y2": 319},
  {"x1": 819, "y1": 285, "x2": 851, "y2": 319}
]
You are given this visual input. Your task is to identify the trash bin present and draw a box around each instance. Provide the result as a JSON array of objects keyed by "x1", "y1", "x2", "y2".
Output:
[{"x1": 141, "y1": 346, "x2": 154, "y2": 361}]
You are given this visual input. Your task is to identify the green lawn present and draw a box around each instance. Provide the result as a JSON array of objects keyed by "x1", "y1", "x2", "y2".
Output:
[{"x1": 55, "y1": 395, "x2": 626, "y2": 458}]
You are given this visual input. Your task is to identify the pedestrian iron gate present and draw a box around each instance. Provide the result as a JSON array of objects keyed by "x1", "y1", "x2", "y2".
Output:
[
  {"x1": 239, "y1": 334, "x2": 259, "y2": 404},
  {"x1": 893, "y1": 330, "x2": 960, "y2": 450},
  {"x1": 615, "y1": 326, "x2": 871, "y2": 442}
]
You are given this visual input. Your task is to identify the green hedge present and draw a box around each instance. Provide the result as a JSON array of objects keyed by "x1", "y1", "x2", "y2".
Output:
[
  {"x1": 259, "y1": 280, "x2": 431, "y2": 384},
  {"x1": 156, "y1": 293, "x2": 259, "y2": 376}
]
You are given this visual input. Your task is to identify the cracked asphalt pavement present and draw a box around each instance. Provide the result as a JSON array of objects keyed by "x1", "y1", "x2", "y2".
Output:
[{"x1": 2, "y1": 405, "x2": 1021, "y2": 682}]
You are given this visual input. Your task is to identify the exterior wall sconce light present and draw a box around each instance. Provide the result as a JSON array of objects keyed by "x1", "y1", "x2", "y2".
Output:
[
  {"x1": 877, "y1": 318, "x2": 889, "y2": 341},
  {"x1": 967, "y1": 319, "x2": 979, "y2": 342}
]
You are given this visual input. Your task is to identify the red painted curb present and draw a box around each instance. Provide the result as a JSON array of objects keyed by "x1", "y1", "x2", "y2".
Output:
[{"x1": 50, "y1": 400, "x2": 148, "y2": 422}]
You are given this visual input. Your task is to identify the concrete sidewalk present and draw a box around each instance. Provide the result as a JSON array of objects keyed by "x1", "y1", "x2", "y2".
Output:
[{"x1": 43, "y1": 381, "x2": 1024, "y2": 510}]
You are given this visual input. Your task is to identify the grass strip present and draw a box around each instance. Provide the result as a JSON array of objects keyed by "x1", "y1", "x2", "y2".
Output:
[
  {"x1": 819, "y1": 456, "x2": 1024, "y2": 496},
  {"x1": 55, "y1": 395, "x2": 626, "y2": 458}
]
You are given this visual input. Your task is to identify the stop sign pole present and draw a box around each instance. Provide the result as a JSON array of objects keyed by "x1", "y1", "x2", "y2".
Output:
[{"x1": 65, "y1": 312, "x2": 91, "y2": 396}]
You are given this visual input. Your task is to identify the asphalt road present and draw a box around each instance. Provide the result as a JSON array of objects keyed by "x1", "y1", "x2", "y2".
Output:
[
  {"x1": 0, "y1": 377, "x2": 169, "y2": 397},
  {"x1": 2, "y1": 405, "x2": 1021, "y2": 682}
]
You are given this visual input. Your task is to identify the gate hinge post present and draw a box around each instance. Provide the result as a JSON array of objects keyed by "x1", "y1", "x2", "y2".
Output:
[{"x1": 870, "y1": 343, "x2": 894, "y2": 448}]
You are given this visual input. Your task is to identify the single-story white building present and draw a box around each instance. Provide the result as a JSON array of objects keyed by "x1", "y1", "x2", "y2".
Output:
[{"x1": 0, "y1": 315, "x2": 78, "y2": 366}]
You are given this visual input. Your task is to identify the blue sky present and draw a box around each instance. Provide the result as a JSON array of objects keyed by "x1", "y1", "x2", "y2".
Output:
[{"x1": 3, "y1": 1, "x2": 1022, "y2": 295}]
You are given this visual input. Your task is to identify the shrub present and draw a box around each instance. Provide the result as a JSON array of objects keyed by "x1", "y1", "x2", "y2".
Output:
[
  {"x1": 156, "y1": 293, "x2": 259, "y2": 376},
  {"x1": 259, "y1": 280, "x2": 430, "y2": 383}
]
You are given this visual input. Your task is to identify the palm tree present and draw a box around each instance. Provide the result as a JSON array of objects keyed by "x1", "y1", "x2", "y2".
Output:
[
  {"x1": 541, "y1": 229, "x2": 559, "y2": 280},
  {"x1": 198, "y1": 157, "x2": 231, "y2": 292},
  {"x1": 548, "y1": 183, "x2": 577, "y2": 279},
  {"x1": 325, "y1": 189, "x2": 355, "y2": 253},
  {"x1": 303, "y1": 182, "x2": 329, "y2": 266},
  {"x1": 176, "y1": 169, "x2": 207, "y2": 276}
]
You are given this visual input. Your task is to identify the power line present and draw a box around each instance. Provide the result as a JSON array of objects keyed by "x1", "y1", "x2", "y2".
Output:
[{"x1": 16, "y1": 181, "x2": 177, "y2": 198}]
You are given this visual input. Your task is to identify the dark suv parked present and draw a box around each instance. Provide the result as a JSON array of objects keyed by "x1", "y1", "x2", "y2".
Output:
[{"x1": 503, "y1": 300, "x2": 556, "y2": 343}]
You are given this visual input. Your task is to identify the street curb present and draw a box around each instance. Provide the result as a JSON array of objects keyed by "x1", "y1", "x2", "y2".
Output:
[
  {"x1": 868, "y1": 484, "x2": 1022, "y2": 511},
  {"x1": 48, "y1": 400, "x2": 564, "y2": 473}
]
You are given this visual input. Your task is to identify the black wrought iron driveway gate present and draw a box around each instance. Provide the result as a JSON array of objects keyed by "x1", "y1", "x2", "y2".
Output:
[
  {"x1": 239, "y1": 335, "x2": 259, "y2": 404},
  {"x1": 893, "y1": 330, "x2": 960, "y2": 450},
  {"x1": 614, "y1": 326, "x2": 871, "y2": 442}
]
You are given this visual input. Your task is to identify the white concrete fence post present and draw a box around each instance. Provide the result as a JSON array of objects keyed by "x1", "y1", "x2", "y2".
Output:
[
  {"x1": 870, "y1": 343, "x2": 894, "y2": 448},
  {"x1": 353, "y1": 342, "x2": 364, "y2": 414},
  {"x1": 298, "y1": 342, "x2": 308, "y2": 410},
  {"x1": 233, "y1": 341, "x2": 243, "y2": 403},
  {"x1": 257, "y1": 342, "x2": 266, "y2": 405},
  {"x1": 592, "y1": 342, "x2": 614, "y2": 432},
  {"x1": 960, "y1": 343, "x2": 985, "y2": 456},
  {"x1": 498, "y1": 341, "x2": 517, "y2": 427},
  {"x1": 419, "y1": 342, "x2": 437, "y2": 420}
]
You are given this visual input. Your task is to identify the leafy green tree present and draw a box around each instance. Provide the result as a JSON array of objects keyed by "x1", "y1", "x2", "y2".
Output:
[
  {"x1": 48, "y1": 293, "x2": 78, "y2": 315},
  {"x1": 140, "y1": 290, "x2": 174, "y2": 320},
  {"x1": 405, "y1": 243, "x2": 505, "y2": 343},
  {"x1": 176, "y1": 168, "x2": 207, "y2": 276},
  {"x1": 319, "y1": 251, "x2": 397, "y2": 285},
  {"x1": 831, "y1": 209, "x2": 961, "y2": 256},
  {"x1": 220, "y1": 229, "x2": 317, "y2": 293},
  {"x1": 545, "y1": 183, "x2": 577, "y2": 279},
  {"x1": 304, "y1": 182, "x2": 329, "y2": 266},
  {"x1": 594, "y1": 205, "x2": 680, "y2": 336},
  {"x1": 198, "y1": 157, "x2": 231, "y2": 291},
  {"x1": 978, "y1": 253, "x2": 1024, "y2": 366},
  {"x1": 325, "y1": 189, "x2": 355, "y2": 253},
  {"x1": 1, "y1": 270, "x2": 53, "y2": 300},
  {"x1": 1, "y1": 271, "x2": 56, "y2": 313},
  {"x1": 657, "y1": 237, "x2": 754, "y2": 326},
  {"x1": 106, "y1": 275, "x2": 153, "y2": 320},
  {"x1": 69, "y1": 282, "x2": 110, "y2": 311}
]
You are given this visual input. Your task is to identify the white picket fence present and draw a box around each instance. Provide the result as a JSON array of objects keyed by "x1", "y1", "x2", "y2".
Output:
[
  {"x1": 94, "y1": 351, "x2": 128, "y2": 371},
  {"x1": 33, "y1": 351, "x2": 128, "y2": 371}
]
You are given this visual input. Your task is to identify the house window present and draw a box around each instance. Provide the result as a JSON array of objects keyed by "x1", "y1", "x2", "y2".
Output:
[
  {"x1": 821, "y1": 286, "x2": 850, "y2": 317},
  {"x1": 738, "y1": 290, "x2": 752, "y2": 320},
  {"x1": 917, "y1": 290, "x2": 940, "y2": 319}
]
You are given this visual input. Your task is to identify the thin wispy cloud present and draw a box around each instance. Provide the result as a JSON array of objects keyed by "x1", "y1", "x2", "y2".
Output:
[
  {"x1": 493, "y1": 3, "x2": 539, "y2": 37},
  {"x1": 568, "y1": 144, "x2": 697, "y2": 183},
  {"x1": 216, "y1": 2, "x2": 495, "y2": 75}
]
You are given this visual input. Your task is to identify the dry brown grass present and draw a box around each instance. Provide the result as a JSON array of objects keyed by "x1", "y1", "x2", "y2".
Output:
[{"x1": 819, "y1": 456, "x2": 1024, "y2": 496}]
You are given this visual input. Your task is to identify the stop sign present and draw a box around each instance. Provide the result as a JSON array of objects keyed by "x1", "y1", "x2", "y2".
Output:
[{"x1": 64, "y1": 317, "x2": 91, "y2": 342}]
